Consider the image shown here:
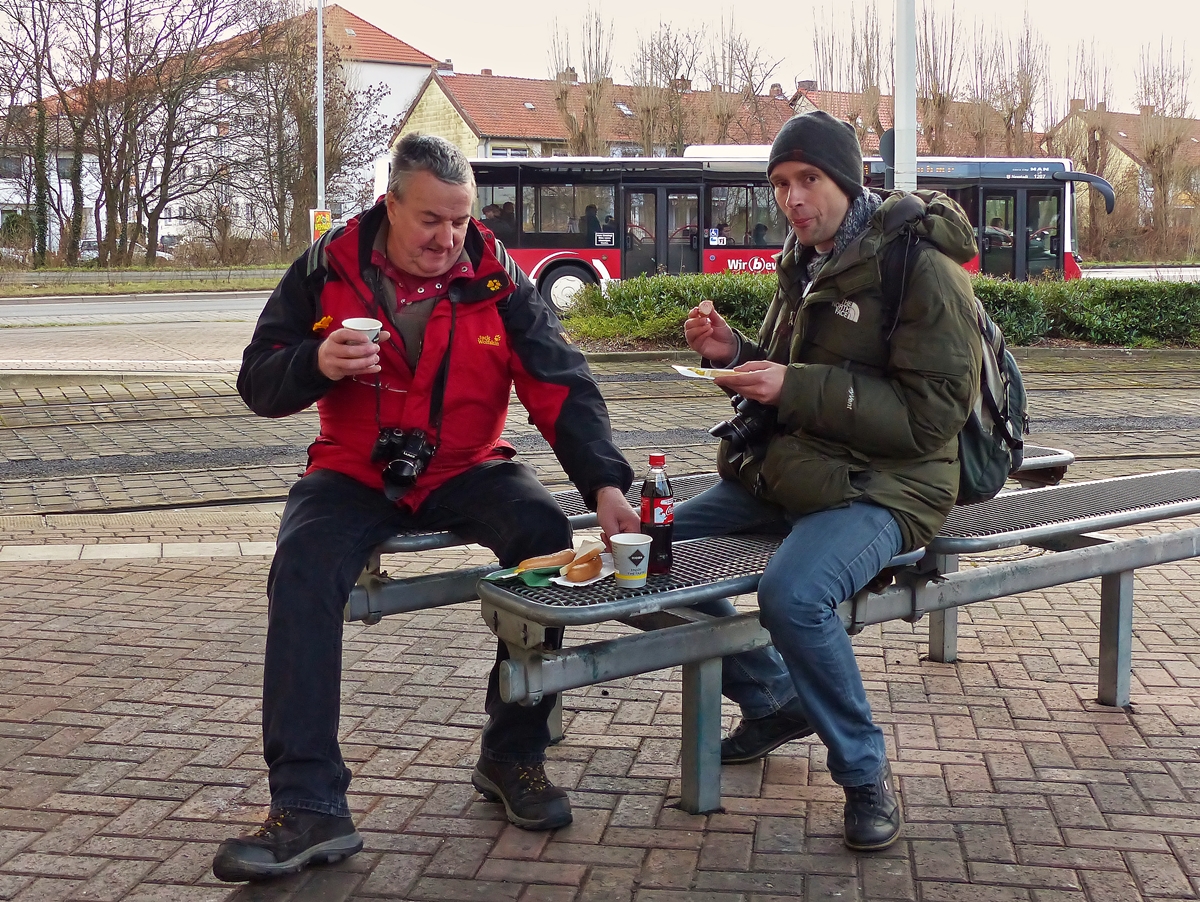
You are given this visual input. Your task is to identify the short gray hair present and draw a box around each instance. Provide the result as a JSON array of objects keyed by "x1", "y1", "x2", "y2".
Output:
[{"x1": 387, "y1": 133, "x2": 474, "y2": 200}]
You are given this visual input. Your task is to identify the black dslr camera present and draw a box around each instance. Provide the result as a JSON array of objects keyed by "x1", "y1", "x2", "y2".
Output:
[
  {"x1": 371, "y1": 427, "x2": 436, "y2": 498},
  {"x1": 709, "y1": 394, "x2": 777, "y2": 452}
]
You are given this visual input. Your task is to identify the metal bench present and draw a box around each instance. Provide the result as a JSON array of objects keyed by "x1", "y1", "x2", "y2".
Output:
[
  {"x1": 345, "y1": 444, "x2": 1075, "y2": 624},
  {"x1": 477, "y1": 469, "x2": 1200, "y2": 814}
]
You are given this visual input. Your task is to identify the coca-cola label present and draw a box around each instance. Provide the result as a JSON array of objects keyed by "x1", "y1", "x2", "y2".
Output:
[{"x1": 641, "y1": 496, "x2": 674, "y2": 525}]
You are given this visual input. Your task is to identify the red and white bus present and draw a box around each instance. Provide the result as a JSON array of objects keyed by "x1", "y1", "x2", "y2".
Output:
[{"x1": 375, "y1": 151, "x2": 1114, "y2": 310}]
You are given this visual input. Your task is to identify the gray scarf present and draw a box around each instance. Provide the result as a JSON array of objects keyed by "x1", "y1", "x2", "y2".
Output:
[{"x1": 805, "y1": 191, "x2": 884, "y2": 281}]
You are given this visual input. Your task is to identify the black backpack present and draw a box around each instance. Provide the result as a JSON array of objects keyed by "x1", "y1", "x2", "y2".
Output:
[{"x1": 879, "y1": 196, "x2": 1029, "y2": 505}]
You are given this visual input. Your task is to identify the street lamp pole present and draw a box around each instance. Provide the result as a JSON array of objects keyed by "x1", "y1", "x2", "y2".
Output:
[
  {"x1": 315, "y1": 0, "x2": 326, "y2": 210},
  {"x1": 894, "y1": 0, "x2": 917, "y2": 191}
]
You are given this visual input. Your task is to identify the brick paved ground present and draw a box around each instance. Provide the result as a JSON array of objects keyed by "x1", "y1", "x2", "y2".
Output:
[{"x1": 0, "y1": 322, "x2": 1198, "y2": 900}]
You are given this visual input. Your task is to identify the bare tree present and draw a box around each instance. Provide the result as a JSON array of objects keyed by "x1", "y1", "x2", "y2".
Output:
[
  {"x1": 626, "y1": 22, "x2": 704, "y2": 155},
  {"x1": 232, "y1": 0, "x2": 394, "y2": 257},
  {"x1": 702, "y1": 16, "x2": 779, "y2": 144},
  {"x1": 548, "y1": 10, "x2": 613, "y2": 156},
  {"x1": 133, "y1": 0, "x2": 246, "y2": 264},
  {"x1": 1043, "y1": 42, "x2": 1123, "y2": 258},
  {"x1": 0, "y1": 0, "x2": 53, "y2": 264},
  {"x1": 993, "y1": 13, "x2": 1047, "y2": 156},
  {"x1": 961, "y1": 24, "x2": 1000, "y2": 156},
  {"x1": 1134, "y1": 38, "x2": 1192, "y2": 254},
  {"x1": 812, "y1": 2, "x2": 887, "y2": 148},
  {"x1": 916, "y1": 1, "x2": 961, "y2": 155}
]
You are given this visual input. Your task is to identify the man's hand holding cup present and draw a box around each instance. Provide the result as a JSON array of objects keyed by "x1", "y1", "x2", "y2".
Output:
[{"x1": 319, "y1": 317, "x2": 391, "y2": 381}]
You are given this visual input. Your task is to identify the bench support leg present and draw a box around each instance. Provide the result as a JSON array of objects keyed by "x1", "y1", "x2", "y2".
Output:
[
  {"x1": 680, "y1": 656, "x2": 723, "y2": 814},
  {"x1": 549, "y1": 694, "x2": 564, "y2": 744},
  {"x1": 927, "y1": 554, "x2": 959, "y2": 663},
  {"x1": 1098, "y1": 569, "x2": 1134, "y2": 707}
]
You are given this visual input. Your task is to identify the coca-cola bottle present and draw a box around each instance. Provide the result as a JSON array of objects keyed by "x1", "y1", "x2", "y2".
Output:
[{"x1": 640, "y1": 453, "x2": 674, "y2": 573}]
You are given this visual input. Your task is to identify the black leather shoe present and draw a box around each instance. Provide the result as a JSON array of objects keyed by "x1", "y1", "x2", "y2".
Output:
[
  {"x1": 843, "y1": 762, "x2": 903, "y2": 851},
  {"x1": 472, "y1": 758, "x2": 573, "y2": 830},
  {"x1": 211, "y1": 809, "x2": 362, "y2": 882},
  {"x1": 721, "y1": 703, "x2": 815, "y2": 764}
]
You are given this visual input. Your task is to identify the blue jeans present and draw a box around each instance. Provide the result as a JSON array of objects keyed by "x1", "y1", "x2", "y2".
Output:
[
  {"x1": 676, "y1": 478, "x2": 902, "y2": 786},
  {"x1": 264, "y1": 463, "x2": 572, "y2": 817}
]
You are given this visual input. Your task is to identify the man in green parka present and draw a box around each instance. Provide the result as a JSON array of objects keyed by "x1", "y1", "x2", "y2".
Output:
[{"x1": 675, "y1": 111, "x2": 982, "y2": 851}]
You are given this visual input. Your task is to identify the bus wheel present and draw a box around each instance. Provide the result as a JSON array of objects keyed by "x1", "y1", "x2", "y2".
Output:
[{"x1": 540, "y1": 264, "x2": 595, "y2": 314}]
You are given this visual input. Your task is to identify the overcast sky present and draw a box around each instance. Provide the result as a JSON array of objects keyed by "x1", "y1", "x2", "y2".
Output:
[{"x1": 336, "y1": 0, "x2": 1198, "y2": 124}]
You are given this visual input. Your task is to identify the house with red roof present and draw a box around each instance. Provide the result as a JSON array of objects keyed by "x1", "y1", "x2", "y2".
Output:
[{"x1": 397, "y1": 69, "x2": 796, "y2": 158}]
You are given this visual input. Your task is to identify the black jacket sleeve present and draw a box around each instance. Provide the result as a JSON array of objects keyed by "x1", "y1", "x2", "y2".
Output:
[
  {"x1": 237, "y1": 256, "x2": 337, "y2": 418},
  {"x1": 499, "y1": 256, "x2": 634, "y2": 506}
]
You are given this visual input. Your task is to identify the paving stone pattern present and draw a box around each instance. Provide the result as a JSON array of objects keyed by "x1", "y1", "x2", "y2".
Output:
[{"x1": 0, "y1": 346, "x2": 1199, "y2": 899}]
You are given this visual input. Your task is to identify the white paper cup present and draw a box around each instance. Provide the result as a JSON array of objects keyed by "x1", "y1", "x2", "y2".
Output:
[
  {"x1": 342, "y1": 317, "x2": 382, "y2": 341},
  {"x1": 611, "y1": 533, "x2": 653, "y2": 588}
]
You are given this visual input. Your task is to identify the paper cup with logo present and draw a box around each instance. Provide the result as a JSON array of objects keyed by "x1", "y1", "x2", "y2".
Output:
[
  {"x1": 342, "y1": 317, "x2": 382, "y2": 341},
  {"x1": 610, "y1": 533, "x2": 653, "y2": 588}
]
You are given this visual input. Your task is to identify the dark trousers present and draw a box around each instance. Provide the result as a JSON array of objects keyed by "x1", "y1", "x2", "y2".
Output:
[{"x1": 263, "y1": 462, "x2": 572, "y2": 817}]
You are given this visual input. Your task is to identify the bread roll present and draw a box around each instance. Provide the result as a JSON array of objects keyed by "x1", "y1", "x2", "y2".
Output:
[
  {"x1": 560, "y1": 545, "x2": 601, "y2": 575},
  {"x1": 516, "y1": 549, "x2": 575, "y2": 571},
  {"x1": 563, "y1": 555, "x2": 603, "y2": 582}
]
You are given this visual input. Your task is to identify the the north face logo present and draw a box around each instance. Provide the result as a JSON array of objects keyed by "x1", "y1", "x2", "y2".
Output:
[{"x1": 834, "y1": 299, "x2": 860, "y2": 322}]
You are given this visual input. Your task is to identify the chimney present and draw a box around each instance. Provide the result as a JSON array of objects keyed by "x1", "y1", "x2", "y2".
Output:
[
  {"x1": 769, "y1": 83, "x2": 783, "y2": 98},
  {"x1": 1140, "y1": 104, "x2": 1155, "y2": 117},
  {"x1": 437, "y1": 58, "x2": 453, "y2": 71},
  {"x1": 481, "y1": 68, "x2": 492, "y2": 76},
  {"x1": 1069, "y1": 98, "x2": 1085, "y2": 113},
  {"x1": 796, "y1": 79, "x2": 817, "y2": 92},
  {"x1": 1096, "y1": 101, "x2": 1107, "y2": 114},
  {"x1": 557, "y1": 66, "x2": 578, "y2": 84}
]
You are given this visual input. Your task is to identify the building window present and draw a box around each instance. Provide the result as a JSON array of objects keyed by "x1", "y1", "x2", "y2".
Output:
[
  {"x1": 491, "y1": 146, "x2": 529, "y2": 158},
  {"x1": 0, "y1": 156, "x2": 22, "y2": 179},
  {"x1": 56, "y1": 157, "x2": 78, "y2": 179}
]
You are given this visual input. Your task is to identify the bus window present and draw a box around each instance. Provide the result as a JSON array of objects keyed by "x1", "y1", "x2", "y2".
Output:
[
  {"x1": 625, "y1": 190, "x2": 657, "y2": 278},
  {"x1": 707, "y1": 184, "x2": 786, "y2": 247},
  {"x1": 520, "y1": 183, "x2": 615, "y2": 249},
  {"x1": 1027, "y1": 191, "x2": 1060, "y2": 278},
  {"x1": 475, "y1": 183, "x2": 517, "y2": 245},
  {"x1": 982, "y1": 192, "x2": 1016, "y2": 278},
  {"x1": 667, "y1": 192, "x2": 700, "y2": 274}
]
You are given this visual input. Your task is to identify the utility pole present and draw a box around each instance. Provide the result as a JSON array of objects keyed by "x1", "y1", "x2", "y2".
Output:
[
  {"x1": 315, "y1": 0, "x2": 326, "y2": 210},
  {"x1": 894, "y1": 0, "x2": 917, "y2": 191}
]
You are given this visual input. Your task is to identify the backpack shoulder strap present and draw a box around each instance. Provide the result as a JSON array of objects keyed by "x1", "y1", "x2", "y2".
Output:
[{"x1": 303, "y1": 224, "x2": 346, "y2": 281}]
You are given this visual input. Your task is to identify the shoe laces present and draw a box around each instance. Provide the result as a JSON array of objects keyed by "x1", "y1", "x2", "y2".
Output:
[
  {"x1": 252, "y1": 811, "x2": 290, "y2": 838},
  {"x1": 512, "y1": 763, "x2": 550, "y2": 791},
  {"x1": 845, "y1": 781, "x2": 880, "y2": 807}
]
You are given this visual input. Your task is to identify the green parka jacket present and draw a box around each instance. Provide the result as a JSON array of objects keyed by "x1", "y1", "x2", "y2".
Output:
[{"x1": 716, "y1": 190, "x2": 983, "y2": 551}]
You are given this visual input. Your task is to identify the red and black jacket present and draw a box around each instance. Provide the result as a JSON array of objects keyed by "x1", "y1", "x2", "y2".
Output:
[{"x1": 237, "y1": 200, "x2": 633, "y2": 511}]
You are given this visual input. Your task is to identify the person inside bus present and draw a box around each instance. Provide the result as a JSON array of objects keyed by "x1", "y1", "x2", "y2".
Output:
[
  {"x1": 752, "y1": 222, "x2": 771, "y2": 246},
  {"x1": 601, "y1": 214, "x2": 615, "y2": 232},
  {"x1": 580, "y1": 204, "x2": 601, "y2": 242},
  {"x1": 678, "y1": 110, "x2": 981, "y2": 853},
  {"x1": 213, "y1": 133, "x2": 643, "y2": 883},
  {"x1": 489, "y1": 201, "x2": 517, "y2": 244}
]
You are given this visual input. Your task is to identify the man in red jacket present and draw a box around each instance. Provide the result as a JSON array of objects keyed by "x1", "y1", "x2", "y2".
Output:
[{"x1": 213, "y1": 134, "x2": 640, "y2": 883}]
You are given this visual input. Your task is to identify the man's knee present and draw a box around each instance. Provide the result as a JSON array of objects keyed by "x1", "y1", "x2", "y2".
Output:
[{"x1": 757, "y1": 568, "x2": 834, "y2": 635}]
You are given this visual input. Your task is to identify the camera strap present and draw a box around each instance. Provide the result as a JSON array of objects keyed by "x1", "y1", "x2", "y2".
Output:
[{"x1": 372, "y1": 298, "x2": 457, "y2": 449}]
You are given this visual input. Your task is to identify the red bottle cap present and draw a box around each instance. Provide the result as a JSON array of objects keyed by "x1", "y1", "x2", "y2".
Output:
[{"x1": 649, "y1": 453, "x2": 666, "y2": 467}]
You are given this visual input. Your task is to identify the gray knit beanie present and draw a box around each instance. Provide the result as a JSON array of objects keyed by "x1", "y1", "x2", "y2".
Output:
[{"x1": 767, "y1": 111, "x2": 864, "y2": 199}]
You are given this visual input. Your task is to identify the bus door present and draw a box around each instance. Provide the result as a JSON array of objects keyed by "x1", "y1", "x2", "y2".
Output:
[
  {"x1": 623, "y1": 188, "x2": 701, "y2": 278},
  {"x1": 981, "y1": 188, "x2": 1063, "y2": 279}
]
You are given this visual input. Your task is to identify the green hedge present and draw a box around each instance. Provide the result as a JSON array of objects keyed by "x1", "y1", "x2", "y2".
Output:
[{"x1": 566, "y1": 273, "x2": 1200, "y2": 348}]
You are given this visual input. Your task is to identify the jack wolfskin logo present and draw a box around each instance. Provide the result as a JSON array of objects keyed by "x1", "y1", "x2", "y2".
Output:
[
  {"x1": 834, "y1": 299, "x2": 860, "y2": 322},
  {"x1": 486, "y1": 278, "x2": 502, "y2": 291},
  {"x1": 477, "y1": 334, "x2": 501, "y2": 347}
]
